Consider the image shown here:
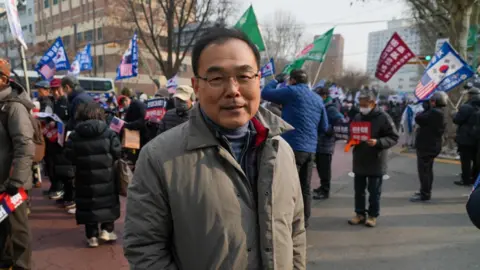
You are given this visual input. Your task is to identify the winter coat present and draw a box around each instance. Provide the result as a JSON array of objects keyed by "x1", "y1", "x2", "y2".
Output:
[
  {"x1": 317, "y1": 99, "x2": 344, "y2": 154},
  {"x1": 352, "y1": 107, "x2": 399, "y2": 176},
  {"x1": 66, "y1": 119, "x2": 122, "y2": 225},
  {"x1": 124, "y1": 105, "x2": 306, "y2": 270},
  {"x1": 415, "y1": 107, "x2": 445, "y2": 156},
  {"x1": 156, "y1": 108, "x2": 191, "y2": 135},
  {"x1": 123, "y1": 99, "x2": 147, "y2": 147},
  {"x1": 262, "y1": 80, "x2": 328, "y2": 153},
  {"x1": 38, "y1": 96, "x2": 54, "y2": 113},
  {"x1": 52, "y1": 95, "x2": 74, "y2": 179},
  {"x1": 0, "y1": 84, "x2": 35, "y2": 191},
  {"x1": 67, "y1": 87, "x2": 94, "y2": 131},
  {"x1": 454, "y1": 96, "x2": 480, "y2": 146}
]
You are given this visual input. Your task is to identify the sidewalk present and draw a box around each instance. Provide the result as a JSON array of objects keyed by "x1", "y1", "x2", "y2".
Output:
[{"x1": 306, "y1": 152, "x2": 480, "y2": 270}]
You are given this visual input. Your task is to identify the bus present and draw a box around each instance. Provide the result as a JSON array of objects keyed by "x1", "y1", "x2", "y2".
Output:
[{"x1": 10, "y1": 70, "x2": 116, "y2": 98}]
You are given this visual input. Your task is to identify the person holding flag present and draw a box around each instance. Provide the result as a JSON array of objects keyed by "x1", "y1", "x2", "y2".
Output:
[{"x1": 262, "y1": 69, "x2": 328, "y2": 227}]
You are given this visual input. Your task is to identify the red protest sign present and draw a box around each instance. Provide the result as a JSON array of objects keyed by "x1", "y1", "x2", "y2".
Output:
[
  {"x1": 375, "y1": 32, "x2": 415, "y2": 82},
  {"x1": 145, "y1": 98, "x2": 168, "y2": 123},
  {"x1": 350, "y1": 121, "x2": 371, "y2": 142},
  {"x1": 0, "y1": 188, "x2": 28, "y2": 223}
]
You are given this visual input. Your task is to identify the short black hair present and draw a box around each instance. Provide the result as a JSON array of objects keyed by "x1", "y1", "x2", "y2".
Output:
[
  {"x1": 75, "y1": 102, "x2": 106, "y2": 122},
  {"x1": 289, "y1": 69, "x2": 308, "y2": 84},
  {"x1": 191, "y1": 27, "x2": 261, "y2": 76},
  {"x1": 315, "y1": 87, "x2": 330, "y2": 96},
  {"x1": 61, "y1": 75, "x2": 80, "y2": 89}
]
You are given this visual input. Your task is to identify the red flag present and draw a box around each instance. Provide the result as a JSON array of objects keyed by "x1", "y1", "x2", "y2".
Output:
[{"x1": 375, "y1": 32, "x2": 415, "y2": 82}]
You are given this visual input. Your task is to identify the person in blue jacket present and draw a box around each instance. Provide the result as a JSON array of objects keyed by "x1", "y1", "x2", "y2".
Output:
[{"x1": 262, "y1": 69, "x2": 328, "y2": 227}]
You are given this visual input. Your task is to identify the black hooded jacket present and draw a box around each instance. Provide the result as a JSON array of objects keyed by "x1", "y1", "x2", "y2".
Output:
[
  {"x1": 66, "y1": 119, "x2": 122, "y2": 224},
  {"x1": 415, "y1": 107, "x2": 446, "y2": 156},
  {"x1": 352, "y1": 107, "x2": 399, "y2": 176},
  {"x1": 454, "y1": 95, "x2": 480, "y2": 146}
]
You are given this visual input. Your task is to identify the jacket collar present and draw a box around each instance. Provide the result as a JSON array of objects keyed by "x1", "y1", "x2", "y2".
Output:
[{"x1": 186, "y1": 104, "x2": 293, "y2": 151}]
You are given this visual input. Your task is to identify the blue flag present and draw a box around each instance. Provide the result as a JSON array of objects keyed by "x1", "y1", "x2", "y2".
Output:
[
  {"x1": 415, "y1": 42, "x2": 474, "y2": 100},
  {"x1": 69, "y1": 43, "x2": 93, "y2": 76},
  {"x1": 116, "y1": 33, "x2": 138, "y2": 80},
  {"x1": 260, "y1": 58, "x2": 275, "y2": 78},
  {"x1": 34, "y1": 37, "x2": 70, "y2": 80}
]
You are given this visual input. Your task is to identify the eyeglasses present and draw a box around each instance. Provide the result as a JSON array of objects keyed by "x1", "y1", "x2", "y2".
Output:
[{"x1": 196, "y1": 71, "x2": 260, "y2": 88}]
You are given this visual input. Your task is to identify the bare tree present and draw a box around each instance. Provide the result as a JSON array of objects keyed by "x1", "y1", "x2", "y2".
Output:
[
  {"x1": 332, "y1": 68, "x2": 372, "y2": 91},
  {"x1": 115, "y1": 0, "x2": 236, "y2": 79},
  {"x1": 261, "y1": 10, "x2": 306, "y2": 64}
]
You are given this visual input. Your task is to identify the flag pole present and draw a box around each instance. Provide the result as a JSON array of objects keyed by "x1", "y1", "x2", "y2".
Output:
[
  {"x1": 313, "y1": 62, "x2": 324, "y2": 85},
  {"x1": 19, "y1": 45, "x2": 30, "y2": 95}
]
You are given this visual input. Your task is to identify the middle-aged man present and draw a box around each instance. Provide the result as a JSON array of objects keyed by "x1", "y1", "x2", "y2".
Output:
[
  {"x1": 261, "y1": 69, "x2": 328, "y2": 228},
  {"x1": 453, "y1": 87, "x2": 480, "y2": 186},
  {"x1": 124, "y1": 27, "x2": 306, "y2": 269},
  {"x1": 61, "y1": 75, "x2": 93, "y2": 131},
  {"x1": 156, "y1": 85, "x2": 195, "y2": 135},
  {"x1": 0, "y1": 59, "x2": 34, "y2": 270}
]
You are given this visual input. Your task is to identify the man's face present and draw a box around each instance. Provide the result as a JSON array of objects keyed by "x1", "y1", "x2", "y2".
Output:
[
  {"x1": 38, "y1": 88, "x2": 50, "y2": 97},
  {"x1": 192, "y1": 39, "x2": 260, "y2": 129},
  {"x1": 63, "y1": 84, "x2": 73, "y2": 95},
  {"x1": 52, "y1": 87, "x2": 64, "y2": 100},
  {"x1": 122, "y1": 97, "x2": 131, "y2": 108}
]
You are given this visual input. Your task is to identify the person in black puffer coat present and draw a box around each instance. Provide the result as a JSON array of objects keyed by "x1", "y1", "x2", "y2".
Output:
[
  {"x1": 410, "y1": 92, "x2": 447, "y2": 202},
  {"x1": 156, "y1": 85, "x2": 195, "y2": 136},
  {"x1": 66, "y1": 102, "x2": 122, "y2": 248},
  {"x1": 453, "y1": 88, "x2": 480, "y2": 186},
  {"x1": 313, "y1": 87, "x2": 344, "y2": 200}
]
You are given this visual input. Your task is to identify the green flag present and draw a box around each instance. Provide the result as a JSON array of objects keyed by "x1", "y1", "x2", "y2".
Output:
[
  {"x1": 282, "y1": 59, "x2": 306, "y2": 74},
  {"x1": 297, "y1": 28, "x2": 334, "y2": 62},
  {"x1": 235, "y1": 5, "x2": 266, "y2": 52}
]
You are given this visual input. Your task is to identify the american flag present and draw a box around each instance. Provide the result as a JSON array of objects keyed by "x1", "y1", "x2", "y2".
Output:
[
  {"x1": 39, "y1": 61, "x2": 56, "y2": 80},
  {"x1": 109, "y1": 117, "x2": 124, "y2": 133},
  {"x1": 415, "y1": 73, "x2": 437, "y2": 100},
  {"x1": 119, "y1": 64, "x2": 133, "y2": 77}
]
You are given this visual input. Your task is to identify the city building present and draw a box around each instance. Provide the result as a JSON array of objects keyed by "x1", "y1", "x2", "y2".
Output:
[
  {"x1": 366, "y1": 19, "x2": 423, "y2": 92},
  {"x1": 310, "y1": 33, "x2": 344, "y2": 80},
  {"x1": 33, "y1": 0, "x2": 198, "y2": 95},
  {"x1": 0, "y1": 0, "x2": 36, "y2": 70}
]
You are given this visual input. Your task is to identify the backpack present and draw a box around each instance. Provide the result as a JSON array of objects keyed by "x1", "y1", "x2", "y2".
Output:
[{"x1": 0, "y1": 99, "x2": 46, "y2": 162}]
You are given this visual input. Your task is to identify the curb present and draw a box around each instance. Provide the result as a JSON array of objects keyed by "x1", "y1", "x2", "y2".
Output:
[{"x1": 392, "y1": 147, "x2": 461, "y2": 165}]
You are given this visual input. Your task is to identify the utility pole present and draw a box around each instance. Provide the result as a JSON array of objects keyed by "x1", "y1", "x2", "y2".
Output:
[{"x1": 92, "y1": 0, "x2": 97, "y2": 76}]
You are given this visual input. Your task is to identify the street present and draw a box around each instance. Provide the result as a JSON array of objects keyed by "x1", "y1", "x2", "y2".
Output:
[{"x1": 27, "y1": 144, "x2": 480, "y2": 270}]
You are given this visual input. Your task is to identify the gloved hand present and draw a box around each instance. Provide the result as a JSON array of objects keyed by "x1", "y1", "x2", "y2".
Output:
[
  {"x1": 275, "y1": 73, "x2": 288, "y2": 84},
  {"x1": 5, "y1": 185, "x2": 18, "y2": 196}
]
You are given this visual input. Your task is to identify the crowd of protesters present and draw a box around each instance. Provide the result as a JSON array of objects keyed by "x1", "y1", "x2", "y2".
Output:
[{"x1": 0, "y1": 26, "x2": 480, "y2": 269}]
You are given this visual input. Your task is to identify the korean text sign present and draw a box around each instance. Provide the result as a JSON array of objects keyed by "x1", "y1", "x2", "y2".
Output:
[
  {"x1": 375, "y1": 32, "x2": 415, "y2": 82},
  {"x1": 333, "y1": 122, "x2": 350, "y2": 140},
  {"x1": 350, "y1": 122, "x2": 371, "y2": 142}
]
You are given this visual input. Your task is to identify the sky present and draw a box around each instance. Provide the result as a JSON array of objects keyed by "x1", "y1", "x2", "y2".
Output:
[{"x1": 239, "y1": 0, "x2": 409, "y2": 71}]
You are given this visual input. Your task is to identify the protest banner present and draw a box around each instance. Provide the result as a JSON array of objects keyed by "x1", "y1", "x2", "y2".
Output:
[
  {"x1": 375, "y1": 32, "x2": 415, "y2": 82},
  {"x1": 350, "y1": 122, "x2": 371, "y2": 142},
  {"x1": 333, "y1": 122, "x2": 350, "y2": 140},
  {"x1": 145, "y1": 98, "x2": 168, "y2": 123}
]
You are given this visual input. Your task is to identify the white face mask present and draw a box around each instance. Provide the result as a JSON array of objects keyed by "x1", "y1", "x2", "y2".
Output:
[{"x1": 359, "y1": 107, "x2": 372, "y2": 115}]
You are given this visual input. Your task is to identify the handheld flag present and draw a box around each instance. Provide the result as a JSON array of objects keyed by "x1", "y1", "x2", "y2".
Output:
[
  {"x1": 415, "y1": 42, "x2": 474, "y2": 100},
  {"x1": 5, "y1": 0, "x2": 27, "y2": 49},
  {"x1": 260, "y1": 58, "x2": 275, "y2": 78},
  {"x1": 282, "y1": 59, "x2": 305, "y2": 74},
  {"x1": 35, "y1": 37, "x2": 70, "y2": 80},
  {"x1": 167, "y1": 75, "x2": 178, "y2": 94},
  {"x1": 375, "y1": 32, "x2": 415, "y2": 82},
  {"x1": 116, "y1": 33, "x2": 139, "y2": 80},
  {"x1": 296, "y1": 28, "x2": 334, "y2": 62},
  {"x1": 235, "y1": 5, "x2": 266, "y2": 52},
  {"x1": 69, "y1": 43, "x2": 93, "y2": 77}
]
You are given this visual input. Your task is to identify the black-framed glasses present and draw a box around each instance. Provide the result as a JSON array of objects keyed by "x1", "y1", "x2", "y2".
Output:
[{"x1": 196, "y1": 71, "x2": 260, "y2": 88}]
